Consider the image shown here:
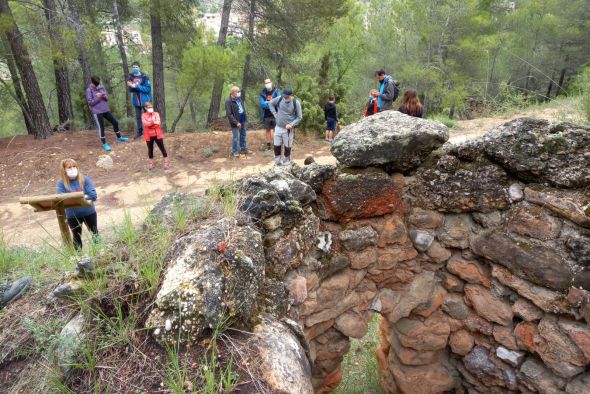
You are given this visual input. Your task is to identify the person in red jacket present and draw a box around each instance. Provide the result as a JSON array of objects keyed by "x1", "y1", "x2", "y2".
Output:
[{"x1": 141, "y1": 102, "x2": 170, "y2": 170}]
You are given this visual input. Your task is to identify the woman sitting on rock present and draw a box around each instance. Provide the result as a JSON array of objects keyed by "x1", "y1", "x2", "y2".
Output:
[{"x1": 398, "y1": 89, "x2": 424, "y2": 118}]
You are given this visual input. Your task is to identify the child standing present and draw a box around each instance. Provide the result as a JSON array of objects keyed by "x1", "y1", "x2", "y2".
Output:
[
  {"x1": 141, "y1": 102, "x2": 170, "y2": 170},
  {"x1": 86, "y1": 76, "x2": 128, "y2": 151},
  {"x1": 323, "y1": 96, "x2": 338, "y2": 143},
  {"x1": 57, "y1": 158, "x2": 98, "y2": 250}
]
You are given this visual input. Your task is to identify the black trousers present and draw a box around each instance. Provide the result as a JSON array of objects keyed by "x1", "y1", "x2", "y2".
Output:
[
  {"x1": 94, "y1": 112, "x2": 121, "y2": 144},
  {"x1": 67, "y1": 212, "x2": 98, "y2": 249},
  {"x1": 146, "y1": 136, "x2": 168, "y2": 159}
]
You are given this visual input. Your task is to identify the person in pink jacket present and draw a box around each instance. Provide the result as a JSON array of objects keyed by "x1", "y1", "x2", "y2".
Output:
[{"x1": 141, "y1": 102, "x2": 170, "y2": 170}]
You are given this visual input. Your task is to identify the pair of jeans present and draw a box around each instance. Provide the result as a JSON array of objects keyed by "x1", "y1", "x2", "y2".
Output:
[
  {"x1": 231, "y1": 124, "x2": 247, "y2": 154},
  {"x1": 67, "y1": 212, "x2": 98, "y2": 250},
  {"x1": 135, "y1": 106, "x2": 144, "y2": 137}
]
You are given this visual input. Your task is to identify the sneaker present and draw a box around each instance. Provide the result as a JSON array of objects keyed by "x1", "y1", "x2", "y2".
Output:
[
  {"x1": 148, "y1": 161, "x2": 155, "y2": 171},
  {"x1": 233, "y1": 152, "x2": 239, "y2": 158},
  {"x1": 116, "y1": 137, "x2": 129, "y2": 142},
  {"x1": 102, "y1": 143, "x2": 112, "y2": 152},
  {"x1": 163, "y1": 160, "x2": 170, "y2": 170},
  {"x1": 240, "y1": 149, "x2": 249, "y2": 155},
  {"x1": 0, "y1": 276, "x2": 31, "y2": 308}
]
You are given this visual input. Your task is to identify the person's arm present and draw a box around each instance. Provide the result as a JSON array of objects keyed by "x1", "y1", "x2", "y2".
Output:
[
  {"x1": 86, "y1": 88, "x2": 99, "y2": 107},
  {"x1": 142, "y1": 113, "x2": 154, "y2": 127},
  {"x1": 84, "y1": 176, "x2": 97, "y2": 201},
  {"x1": 291, "y1": 100, "x2": 303, "y2": 127},
  {"x1": 323, "y1": 104, "x2": 328, "y2": 120},
  {"x1": 100, "y1": 87, "x2": 109, "y2": 101},
  {"x1": 225, "y1": 99, "x2": 238, "y2": 126},
  {"x1": 259, "y1": 93, "x2": 269, "y2": 110},
  {"x1": 335, "y1": 104, "x2": 338, "y2": 121},
  {"x1": 135, "y1": 77, "x2": 151, "y2": 93},
  {"x1": 57, "y1": 180, "x2": 67, "y2": 194},
  {"x1": 269, "y1": 97, "x2": 280, "y2": 117},
  {"x1": 152, "y1": 112, "x2": 161, "y2": 125}
]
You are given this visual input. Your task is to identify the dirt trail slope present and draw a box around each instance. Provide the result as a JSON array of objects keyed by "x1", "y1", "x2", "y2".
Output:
[{"x1": 1, "y1": 105, "x2": 582, "y2": 247}]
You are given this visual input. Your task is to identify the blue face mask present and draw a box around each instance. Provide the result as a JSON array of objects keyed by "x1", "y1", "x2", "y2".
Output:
[{"x1": 132, "y1": 67, "x2": 140, "y2": 74}]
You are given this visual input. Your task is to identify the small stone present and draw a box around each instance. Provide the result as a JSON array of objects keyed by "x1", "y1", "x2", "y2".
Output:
[
  {"x1": 339, "y1": 226, "x2": 378, "y2": 251},
  {"x1": 495, "y1": 346, "x2": 526, "y2": 367},
  {"x1": 566, "y1": 372, "x2": 590, "y2": 394},
  {"x1": 262, "y1": 215, "x2": 282, "y2": 231},
  {"x1": 509, "y1": 183, "x2": 524, "y2": 202},
  {"x1": 408, "y1": 230, "x2": 434, "y2": 252},
  {"x1": 408, "y1": 207, "x2": 444, "y2": 230},
  {"x1": 426, "y1": 241, "x2": 452, "y2": 263},
  {"x1": 96, "y1": 154, "x2": 114, "y2": 169},
  {"x1": 464, "y1": 284, "x2": 513, "y2": 326},
  {"x1": 449, "y1": 329, "x2": 474, "y2": 356}
]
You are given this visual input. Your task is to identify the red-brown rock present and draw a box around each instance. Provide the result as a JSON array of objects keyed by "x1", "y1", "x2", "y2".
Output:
[
  {"x1": 512, "y1": 297, "x2": 544, "y2": 321},
  {"x1": 395, "y1": 312, "x2": 451, "y2": 351},
  {"x1": 348, "y1": 248, "x2": 377, "y2": 270},
  {"x1": 464, "y1": 284, "x2": 513, "y2": 326},
  {"x1": 378, "y1": 215, "x2": 408, "y2": 247},
  {"x1": 507, "y1": 204, "x2": 562, "y2": 240},
  {"x1": 449, "y1": 329, "x2": 475, "y2": 356},
  {"x1": 493, "y1": 325, "x2": 518, "y2": 350},
  {"x1": 408, "y1": 207, "x2": 444, "y2": 230},
  {"x1": 557, "y1": 318, "x2": 590, "y2": 363},
  {"x1": 446, "y1": 254, "x2": 491, "y2": 288},
  {"x1": 319, "y1": 168, "x2": 407, "y2": 223},
  {"x1": 514, "y1": 321, "x2": 541, "y2": 353}
]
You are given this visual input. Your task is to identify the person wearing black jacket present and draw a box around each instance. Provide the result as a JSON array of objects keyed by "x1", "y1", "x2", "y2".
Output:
[
  {"x1": 225, "y1": 86, "x2": 248, "y2": 157},
  {"x1": 323, "y1": 96, "x2": 338, "y2": 143}
]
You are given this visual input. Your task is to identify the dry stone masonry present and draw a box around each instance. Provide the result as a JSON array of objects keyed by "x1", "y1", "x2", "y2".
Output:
[{"x1": 146, "y1": 111, "x2": 590, "y2": 393}]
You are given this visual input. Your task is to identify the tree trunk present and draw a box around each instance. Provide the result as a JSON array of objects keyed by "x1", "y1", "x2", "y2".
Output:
[
  {"x1": 1, "y1": 38, "x2": 34, "y2": 134},
  {"x1": 112, "y1": 0, "x2": 132, "y2": 117},
  {"x1": 151, "y1": 0, "x2": 166, "y2": 130},
  {"x1": 0, "y1": 0, "x2": 52, "y2": 138},
  {"x1": 240, "y1": 0, "x2": 256, "y2": 102},
  {"x1": 67, "y1": 0, "x2": 91, "y2": 86},
  {"x1": 545, "y1": 73, "x2": 554, "y2": 101},
  {"x1": 171, "y1": 82, "x2": 199, "y2": 133},
  {"x1": 44, "y1": 0, "x2": 74, "y2": 128},
  {"x1": 556, "y1": 68, "x2": 567, "y2": 97},
  {"x1": 189, "y1": 101, "x2": 197, "y2": 125},
  {"x1": 207, "y1": 0, "x2": 233, "y2": 124}
]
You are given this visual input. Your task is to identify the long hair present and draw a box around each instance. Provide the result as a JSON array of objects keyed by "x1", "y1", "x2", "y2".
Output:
[
  {"x1": 60, "y1": 158, "x2": 85, "y2": 191},
  {"x1": 400, "y1": 89, "x2": 424, "y2": 117}
]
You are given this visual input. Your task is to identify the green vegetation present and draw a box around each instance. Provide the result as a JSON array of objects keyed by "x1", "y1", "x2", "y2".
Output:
[{"x1": 335, "y1": 314, "x2": 384, "y2": 394}]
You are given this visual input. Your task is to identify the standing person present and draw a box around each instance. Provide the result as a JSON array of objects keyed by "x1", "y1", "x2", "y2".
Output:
[
  {"x1": 142, "y1": 102, "x2": 170, "y2": 170},
  {"x1": 259, "y1": 78, "x2": 281, "y2": 150},
  {"x1": 57, "y1": 159, "x2": 98, "y2": 250},
  {"x1": 127, "y1": 61, "x2": 152, "y2": 139},
  {"x1": 86, "y1": 76, "x2": 128, "y2": 152},
  {"x1": 364, "y1": 93, "x2": 379, "y2": 117},
  {"x1": 372, "y1": 69, "x2": 399, "y2": 111},
  {"x1": 225, "y1": 86, "x2": 248, "y2": 157},
  {"x1": 398, "y1": 89, "x2": 424, "y2": 118},
  {"x1": 323, "y1": 96, "x2": 338, "y2": 143},
  {"x1": 269, "y1": 88, "x2": 302, "y2": 166}
]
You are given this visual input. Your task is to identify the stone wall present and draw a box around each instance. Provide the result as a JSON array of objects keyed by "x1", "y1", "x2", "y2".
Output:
[{"x1": 147, "y1": 112, "x2": 590, "y2": 393}]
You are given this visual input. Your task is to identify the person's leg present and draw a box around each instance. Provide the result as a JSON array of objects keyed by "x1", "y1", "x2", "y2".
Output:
[
  {"x1": 273, "y1": 126, "x2": 284, "y2": 166},
  {"x1": 135, "y1": 106, "x2": 143, "y2": 138},
  {"x1": 94, "y1": 113, "x2": 106, "y2": 144},
  {"x1": 239, "y1": 124, "x2": 247, "y2": 152},
  {"x1": 231, "y1": 127, "x2": 239, "y2": 156},
  {"x1": 284, "y1": 129, "x2": 294, "y2": 164},
  {"x1": 67, "y1": 217, "x2": 83, "y2": 250},
  {"x1": 265, "y1": 128, "x2": 272, "y2": 149},
  {"x1": 155, "y1": 138, "x2": 168, "y2": 158},
  {"x1": 82, "y1": 212, "x2": 99, "y2": 244},
  {"x1": 146, "y1": 137, "x2": 155, "y2": 169},
  {"x1": 104, "y1": 111, "x2": 126, "y2": 140}
]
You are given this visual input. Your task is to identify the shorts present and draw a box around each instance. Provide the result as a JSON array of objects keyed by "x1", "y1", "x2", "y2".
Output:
[
  {"x1": 263, "y1": 116, "x2": 276, "y2": 130},
  {"x1": 326, "y1": 118, "x2": 337, "y2": 131}
]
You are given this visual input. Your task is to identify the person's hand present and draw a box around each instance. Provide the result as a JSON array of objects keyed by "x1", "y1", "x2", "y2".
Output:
[
  {"x1": 286, "y1": 124, "x2": 292, "y2": 130},
  {"x1": 126, "y1": 81, "x2": 133, "y2": 87},
  {"x1": 237, "y1": 123, "x2": 241, "y2": 128}
]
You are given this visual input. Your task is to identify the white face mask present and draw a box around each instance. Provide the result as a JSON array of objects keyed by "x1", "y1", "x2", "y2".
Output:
[
  {"x1": 265, "y1": 83, "x2": 272, "y2": 89},
  {"x1": 236, "y1": 92, "x2": 241, "y2": 98},
  {"x1": 147, "y1": 108, "x2": 154, "y2": 113},
  {"x1": 66, "y1": 168, "x2": 78, "y2": 179}
]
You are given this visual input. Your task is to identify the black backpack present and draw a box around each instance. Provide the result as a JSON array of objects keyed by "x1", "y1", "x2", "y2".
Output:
[{"x1": 275, "y1": 96, "x2": 299, "y2": 118}]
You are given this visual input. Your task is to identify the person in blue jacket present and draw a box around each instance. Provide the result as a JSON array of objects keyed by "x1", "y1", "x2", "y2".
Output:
[
  {"x1": 127, "y1": 61, "x2": 152, "y2": 139},
  {"x1": 57, "y1": 158, "x2": 98, "y2": 250},
  {"x1": 259, "y1": 78, "x2": 281, "y2": 150}
]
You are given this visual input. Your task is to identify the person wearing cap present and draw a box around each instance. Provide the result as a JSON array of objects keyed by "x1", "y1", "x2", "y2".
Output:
[
  {"x1": 269, "y1": 87, "x2": 302, "y2": 166},
  {"x1": 259, "y1": 78, "x2": 281, "y2": 150},
  {"x1": 127, "y1": 61, "x2": 153, "y2": 139},
  {"x1": 225, "y1": 86, "x2": 248, "y2": 157}
]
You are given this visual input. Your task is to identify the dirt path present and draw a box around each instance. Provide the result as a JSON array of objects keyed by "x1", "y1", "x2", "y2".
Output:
[{"x1": 1, "y1": 105, "x2": 578, "y2": 248}]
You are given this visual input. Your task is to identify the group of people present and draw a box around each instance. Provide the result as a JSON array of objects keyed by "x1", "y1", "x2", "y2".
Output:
[
  {"x1": 86, "y1": 61, "x2": 169, "y2": 170},
  {"x1": 366, "y1": 69, "x2": 424, "y2": 118}
]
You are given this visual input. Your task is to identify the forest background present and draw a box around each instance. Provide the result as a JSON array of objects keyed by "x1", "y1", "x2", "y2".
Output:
[{"x1": 0, "y1": 0, "x2": 589, "y2": 139}]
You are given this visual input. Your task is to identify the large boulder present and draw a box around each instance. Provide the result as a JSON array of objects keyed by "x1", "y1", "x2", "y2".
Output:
[
  {"x1": 146, "y1": 219, "x2": 265, "y2": 344},
  {"x1": 145, "y1": 191, "x2": 208, "y2": 229},
  {"x1": 483, "y1": 118, "x2": 590, "y2": 188},
  {"x1": 331, "y1": 111, "x2": 448, "y2": 172}
]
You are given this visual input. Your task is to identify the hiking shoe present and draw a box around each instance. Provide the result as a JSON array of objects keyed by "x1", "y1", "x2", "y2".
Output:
[
  {"x1": 0, "y1": 276, "x2": 31, "y2": 308},
  {"x1": 102, "y1": 143, "x2": 112, "y2": 152},
  {"x1": 116, "y1": 137, "x2": 129, "y2": 142},
  {"x1": 233, "y1": 152, "x2": 239, "y2": 158},
  {"x1": 240, "y1": 149, "x2": 249, "y2": 155},
  {"x1": 163, "y1": 160, "x2": 170, "y2": 170}
]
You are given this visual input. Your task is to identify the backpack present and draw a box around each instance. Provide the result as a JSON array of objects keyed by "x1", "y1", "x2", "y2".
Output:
[{"x1": 275, "y1": 96, "x2": 299, "y2": 118}]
